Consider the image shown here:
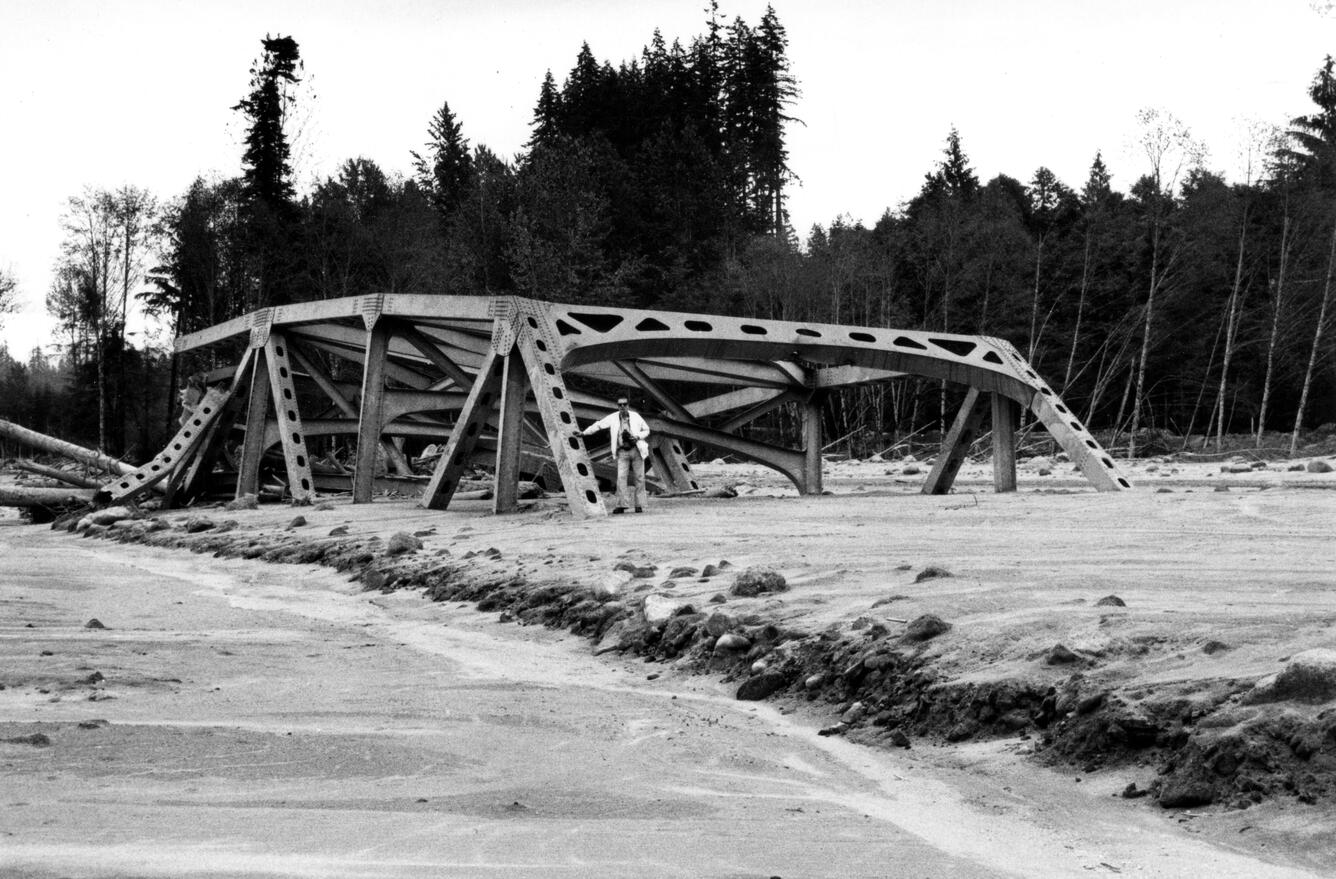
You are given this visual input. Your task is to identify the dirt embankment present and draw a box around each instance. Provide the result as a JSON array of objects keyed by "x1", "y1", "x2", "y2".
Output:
[{"x1": 55, "y1": 457, "x2": 1336, "y2": 818}]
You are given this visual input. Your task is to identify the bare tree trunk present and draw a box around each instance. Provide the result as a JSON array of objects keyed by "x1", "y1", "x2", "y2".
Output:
[
  {"x1": 1028, "y1": 237, "x2": 1043, "y2": 359},
  {"x1": 1063, "y1": 233, "x2": 1092, "y2": 394},
  {"x1": 1256, "y1": 215, "x2": 1292, "y2": 448},
  {"x1": 0, "y1": 419, "x2": 135, "y2": 475},
  {"x1": 1213, "y1": 213, "x2": 1251, "y2": 451},
  {"x1": 1290, "y1": 220, "x2": 1336, "y2": 455}
]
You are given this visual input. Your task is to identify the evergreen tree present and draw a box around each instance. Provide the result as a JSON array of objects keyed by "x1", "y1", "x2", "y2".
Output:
[
  {"x1": 413, "y1": 101, "x2": 473, "y2": 221},
  {"x1": 235, "y1": 35, "x2": 302, "y2": 213}
]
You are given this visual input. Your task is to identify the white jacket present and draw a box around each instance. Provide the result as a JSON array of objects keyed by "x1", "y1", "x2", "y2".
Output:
[{"x1": 583, "y1": 409, "x2": 650, "y2": 459}]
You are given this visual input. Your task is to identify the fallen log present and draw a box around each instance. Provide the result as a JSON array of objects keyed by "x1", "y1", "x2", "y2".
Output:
[
  {"x1": 0, "y1": 420, "x2": 133, "y2": 476},
  {"x1": 0, "y1": 486, "x2": 97, "y2": 508},
  {"x1": 13, "y1": 460, "x2": 103, "y2": 489}
]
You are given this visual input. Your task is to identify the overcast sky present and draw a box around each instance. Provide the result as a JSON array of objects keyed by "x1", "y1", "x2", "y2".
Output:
[{"x1": 4, "y1": 0, "x2": 1336, "y2": 355}]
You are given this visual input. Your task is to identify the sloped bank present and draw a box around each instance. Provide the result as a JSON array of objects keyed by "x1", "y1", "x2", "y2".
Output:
[{"x1": 68, "y1": 509, "x2": 1336, "y2": 812}]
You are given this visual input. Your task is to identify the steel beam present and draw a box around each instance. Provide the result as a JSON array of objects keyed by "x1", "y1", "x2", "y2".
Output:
[
  {"x1": 922, "y1": 387, "x2": 986, "y2": 495},
  {"x1": 352, "y1": 322, "x2": 392, "y2": 503},
  {"x1": 422, "y1": 348, "x2": 504, "y2": 510}
]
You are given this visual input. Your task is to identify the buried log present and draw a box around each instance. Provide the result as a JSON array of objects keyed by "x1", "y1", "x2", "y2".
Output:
[
  {"x1": 0, "y1": 486, "x2": 97, "y2": 508},
  {"x1": 0, "y1": 420, "x2": 134, "y2": 477},
  {"x1": 12, "y1": 460, "x2": 102, "y2": 489}
]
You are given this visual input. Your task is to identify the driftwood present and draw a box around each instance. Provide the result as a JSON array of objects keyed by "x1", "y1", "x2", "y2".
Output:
[
  {"x1": 13, "y1": 460, "x2": 102, "y2": 489},
  {"x1": 0, "y1": 420, "x2": 133, "y2": 476},
  {"x1": 0, "y1": 486, "x2": 97, "y2": 508}
]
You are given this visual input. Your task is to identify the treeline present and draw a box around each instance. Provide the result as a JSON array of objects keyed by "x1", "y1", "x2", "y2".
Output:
[{"x1": 3, "y1": 5, "x2": 1336, "y2": 461}]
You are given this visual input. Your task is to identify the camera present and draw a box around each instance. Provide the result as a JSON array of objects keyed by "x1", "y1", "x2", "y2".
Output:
[{"x1": 619, "y1": 430, "x2": 636, "y2": 450}]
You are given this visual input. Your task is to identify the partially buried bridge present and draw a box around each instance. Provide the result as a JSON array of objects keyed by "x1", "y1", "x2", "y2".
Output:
[{"x1": 99, "y1": 294, "x2": 1131, "y2": 517}]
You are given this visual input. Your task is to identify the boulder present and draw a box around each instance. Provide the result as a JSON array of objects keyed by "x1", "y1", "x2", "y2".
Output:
[
  {"x1": 386, "y1": 532, "x2": 423, "y2": 555},
  {"x1": 1307, "y1": 459, "x2": 1334, "y2": 474},
  {"x1": 904, "y1": 614, "x2": 951, "y2": 641},
  {"x1": 704, "y1": 485, "x2": 738, "y2": 499},
  {"x1": 643, "y1": 593, "x2": 690, "y2": 625},
  {"x1": 1247, "y1": 648, "x2": 1336, "y2": 704},
  {"x1": 1045, "y1": 644, "x2": 1080, "y2": 665},
  {"x1": 913, "y1": 565, "x2": 952, "y2": 584},
  {"x1": 614, "y1": 561, "x2": 657, "y2": 578},
  {"x1": 1095, "y1": 594, "x2": 1126, "y2": 607},
  {"x1": 224, "y1": 494, "x2": 259, "y2": 511},
  {"x1": 713, "y1": 632, "x2": 751, "y2": 654},
  {"x1": 736, "y1": 671, "x2": 788, "y2": 701},
  {"x1": 730, "y1": 567, "x2": 788, "y2": 597},
  {"x1": 88, "y1": 506, "x2": 134, "y2": 526}
]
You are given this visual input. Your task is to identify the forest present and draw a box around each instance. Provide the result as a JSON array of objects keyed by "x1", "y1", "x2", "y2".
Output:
[{"x1": 2, "y1": 5, "x2": 1335, "y2": 463}]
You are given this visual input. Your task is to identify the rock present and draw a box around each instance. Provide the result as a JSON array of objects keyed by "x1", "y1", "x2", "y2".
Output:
[
  {"x1": 1202, "y1": 640, "x2": 1230, "y2": 655},
  {"x1": 736, "y1": 671, "x2": 788, "y2": 701},
  {"x1": 287, "y1": 515, "x2": 307, "y2": 529},
  {"x1": 88, "y1": 506, "x2": 134, "y2": 526},
  {"x1": 704, "y1": 485, "x2": 738, "y2": 499},
  {"x1": 913, "y1": 565, "x2": 952, "y2": 583},
  {"x1": 713, "y1": 632, "x2": 751, "y2": 654},
  {"x1": 841, "y1": 701, "x2": 866, "y2": 724},
  {"x1": 901, "y1": 464, "x2": 922, "y2": 475},
  {"x1": 1158, "y1": 775, "x2": 1215, "y2": 808},
  {"x1": 182, "y1": 516, "x2": 215, "y2": 533},
  {"x1": 3, "y1": 733, "x2": 51, "y2": 747},
  {"x1": 313, "y1": 501, "x2": 336, "y2": 511},
  {"x1": 1122, "y1": 782, "x2": 1150, "y2": 799},
  {"x1": 643, "y1": 593, "x2": 690, "y2": 625},
  {"x1": 1095, "y1": 595, "x2": 1126, "y2": 607},
  {"x1": 668, "y1": 566, "x2": 698, "y2": 578},
  {"x1": 614, "y1": 561, "x2": 657, "y2": 578},
  {"x1": 1222, "y1": 463, "x2": 1252, "y2": 474},
  {"x1": 946, "y1": 719, "x2": 980, "y2": 742},
  {"x1": 867, "y1": 454, "x2": 885, "y2": 463},
  {"x1": 1037, "y1": 468, "x2": 1052, "y2": 476},
  {"x1": 904, "y1": 614, "x2": 951, "y2": 641},
  {"x1": 1247, "y1": 648, "x2": 1336, "y2": 704},
  {"x1": 889, "y1": 730, "x2": 911, "y2": 748},
  {"x1": 224, "y1": 494, "x2": 259, "y2": 511},
  {"x1": 701, "y1": 564, "x2": 723, "y2": 578},
  {"x1": 730, "y1": 567, "x2": 788, "y2": 597},
  {"x1": 1027, "y1": 456, "x2": 1053, "y2": 470},
  {"x1": 708, "y1": 593, "x2": 728, "y2": 604},
  {"x1": 818, "y1": 722, "x2": 849, "y2": 736},
  {"x1": 83, "y1": 619, "x2": 106, "y2": 630},
  {"x1": 362, "y1": 569, "x2": 386, "y2": 591},
  {"x1": 804, "y1": 673, "x2": 826, "y2": 690},
  {"x1": 1307, "y1": 459, "x2": 1333, "y2": 473},
  {"x1": 386, "y1": 532, "x2": 423, "y2": 556},
  {"x1": 704, "y1": 612, "x2": 733, "y2": 636},
  {"x1": 1213, "y1": 485, "x2": 1230, "y2": 492},
  {"x1": 328, "y1": 525, "x2": 350, "y2": 537}
]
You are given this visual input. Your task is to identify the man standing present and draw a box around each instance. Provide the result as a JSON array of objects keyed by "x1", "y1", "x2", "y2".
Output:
[{"x1": 577, "y1": 396, "x2": 650, "y2": 513}]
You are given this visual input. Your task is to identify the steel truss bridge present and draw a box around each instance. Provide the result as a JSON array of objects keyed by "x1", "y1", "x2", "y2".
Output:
[{"x1": 98, "y1": 294, "x2": 1131, "y2": 516}]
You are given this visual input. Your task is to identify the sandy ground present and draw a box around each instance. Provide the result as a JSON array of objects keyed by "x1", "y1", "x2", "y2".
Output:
[{"x1": 1, "y1": 455, "x2": 1335, "y2": 877}]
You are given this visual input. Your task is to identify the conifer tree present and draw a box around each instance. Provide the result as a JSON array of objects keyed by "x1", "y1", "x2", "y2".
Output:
[{"x1": 412, "y1": 101, "x2": 473, "y2": 222}]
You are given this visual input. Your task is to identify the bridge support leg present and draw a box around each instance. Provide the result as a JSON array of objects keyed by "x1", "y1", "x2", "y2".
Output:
[
  {"x1": 236, "y1": 348, "x2": 270, "y2": 499},
  {"x1": 493, "y1": 351, "x2": 529, "y2": 513},
  {"x1": 801, "y1": 392, "x2": 824, "y2": 495},
  {"x1": 992, "y1": 392, "x2": 1018, "y2": 493}
]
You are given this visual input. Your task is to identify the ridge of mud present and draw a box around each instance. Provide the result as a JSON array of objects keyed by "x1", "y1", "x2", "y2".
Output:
[{"x1": 68, "y1": 510, "x2": 1336, "y2": 813}]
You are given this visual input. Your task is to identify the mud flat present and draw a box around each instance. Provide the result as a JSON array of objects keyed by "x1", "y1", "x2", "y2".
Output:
[{"x1": 2, "y1": 457, "x2": 1335, "y2": 877}]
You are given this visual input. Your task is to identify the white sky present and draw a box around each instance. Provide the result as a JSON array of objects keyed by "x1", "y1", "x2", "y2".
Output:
[{"x1": 3, "y1": 0, "x2": 1336, "y2": 356}]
